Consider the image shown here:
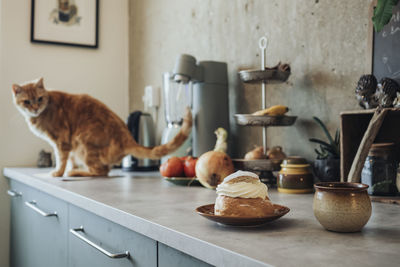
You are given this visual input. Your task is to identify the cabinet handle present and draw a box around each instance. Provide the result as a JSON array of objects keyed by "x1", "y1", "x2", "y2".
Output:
[
  {"x1": 7, "y1": 190, "x2": 22, "y2": 197},
  {"x1": 24, "y1": 201, "x2": 58, "y2": 217},
  {"x1": 70, "y1": 227, "x2": 130, "y2": 259}
]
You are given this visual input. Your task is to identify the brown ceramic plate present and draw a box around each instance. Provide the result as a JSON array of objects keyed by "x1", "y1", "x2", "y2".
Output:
[
  {"x1": 196, "y1": 204, "x2": 290, "y2": 227},
  {"x1": 163, "y1": 177, "x2": 201, "y2": 186}
]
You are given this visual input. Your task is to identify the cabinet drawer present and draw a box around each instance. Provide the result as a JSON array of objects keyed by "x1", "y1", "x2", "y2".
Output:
[
  {"x1": 158, "y1": 242, "x2": 213, "y2": 267},
  {"x1": 8, "y1": 179, "x2": 68, "y2": 267},
  {"x1": 69, "y1": 205, "x2": 157, "y2": 267}
]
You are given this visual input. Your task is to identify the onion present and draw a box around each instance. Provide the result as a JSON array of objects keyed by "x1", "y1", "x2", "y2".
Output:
[
  {"x1": 244, "y1": 146, "x2": 267, "y2": 160},
  {"x1": 195, "y1": 151, "x2": 235, "y2": 189}
]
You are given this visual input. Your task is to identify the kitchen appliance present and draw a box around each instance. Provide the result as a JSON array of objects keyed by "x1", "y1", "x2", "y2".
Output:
[
  {"x1": 161, "y1": 54, "x2": 230, "y2": 160},
  {"x1": 122, "y1": 111, "x2": 159, "y2": 171},
  {"x1": 161, "y1": 72, "x2": 193, "y2": 162}
]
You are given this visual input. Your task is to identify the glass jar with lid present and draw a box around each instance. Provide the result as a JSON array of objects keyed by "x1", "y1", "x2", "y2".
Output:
[{"x1": 361, "y1": 143, "x2": 399, "y2": 196}]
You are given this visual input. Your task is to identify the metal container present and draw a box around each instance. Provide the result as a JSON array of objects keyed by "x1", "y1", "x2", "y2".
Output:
[{"x1": 122, "y1": 112, "x2": 159, "y2": 171}]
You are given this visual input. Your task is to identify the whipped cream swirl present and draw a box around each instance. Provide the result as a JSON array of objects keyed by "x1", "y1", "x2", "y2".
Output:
[{"x1": 216, "y1": 171, "x2": 269, "y2": 199}]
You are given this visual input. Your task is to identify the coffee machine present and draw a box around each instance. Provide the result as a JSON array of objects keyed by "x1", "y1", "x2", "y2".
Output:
[{"x1": 161, "y1": 54, "x2": 230, "y2": 159}]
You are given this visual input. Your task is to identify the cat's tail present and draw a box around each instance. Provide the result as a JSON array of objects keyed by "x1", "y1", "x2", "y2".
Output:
[{"x1": 125, "y1": 107, "x2": 192, "y2": 159}]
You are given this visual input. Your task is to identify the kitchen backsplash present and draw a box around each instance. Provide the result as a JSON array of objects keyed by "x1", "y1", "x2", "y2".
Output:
[{"x1": 128, "y1": 0, "x2": 371, "y2": 160}]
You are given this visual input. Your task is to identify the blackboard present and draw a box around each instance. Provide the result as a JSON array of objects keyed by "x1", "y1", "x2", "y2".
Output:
[{"x1": 373, "y1": 2, "x2": 400, "y2": 83}]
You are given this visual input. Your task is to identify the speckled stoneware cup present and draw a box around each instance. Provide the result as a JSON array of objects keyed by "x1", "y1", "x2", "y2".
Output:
[{"x1": 313, "y1": 182, "x2": 371, "y2": 233}]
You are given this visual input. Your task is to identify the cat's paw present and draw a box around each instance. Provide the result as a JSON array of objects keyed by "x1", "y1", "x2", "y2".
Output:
[{"x1": 51, "y1": 170, "x2": 64, "y2": 177}]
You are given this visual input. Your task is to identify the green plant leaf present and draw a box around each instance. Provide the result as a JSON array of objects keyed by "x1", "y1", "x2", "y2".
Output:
[
  {"x1": 309, "y1": 138, "x2": 333, "y2": 149},
  {"x1": 315, "y1": 148, "x2": 327, "y2": 160},
  {"x1": 335, "y1": 129, "x2": 340, "y2": 145},
  {"x1": 315, "y1": 148, "x2": 323, "y2": 157},
  {"x1": 310, "y1": 138, "x2": 339, "y2": 157},
  {"x1": 372, "y1": 0, "x2": 399, "y2": 32},
  {"x1": 312, "y1": 117, "x2": 335, "y2": 147},
  {"x1": 319, "y1": 146, "x2": 329, "y2": 158}
]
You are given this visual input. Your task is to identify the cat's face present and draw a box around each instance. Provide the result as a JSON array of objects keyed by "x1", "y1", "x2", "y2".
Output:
[{"x1": 12, "y1": 78, "x2": 49, "y2": 118}]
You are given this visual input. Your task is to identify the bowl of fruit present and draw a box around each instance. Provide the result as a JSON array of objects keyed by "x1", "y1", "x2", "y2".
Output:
[{"x1": 159, "y1": 156, "x2": 200, "y2": 186}]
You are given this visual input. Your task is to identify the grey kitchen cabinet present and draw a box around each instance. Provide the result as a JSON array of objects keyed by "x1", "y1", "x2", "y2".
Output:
[
  {"x1": 8, "y1": 179, "x2": 68, "y2": 267},
  {"x1": 9, "y1": 180, "x2": 30, "y2": 267},
  {"x1": 7, "y1": 176, "x2": 213, "y2": 267},
  {"x1": 68, "y1": 205, "x2": 157, "y2": 267},
  {"x1": 158, "y1": 242, "x2": 213, "y2": 267}
]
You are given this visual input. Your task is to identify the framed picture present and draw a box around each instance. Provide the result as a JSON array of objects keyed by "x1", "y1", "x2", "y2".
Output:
[{"x1": 31, "y1": 0, "x2": 99, "y2": 48}]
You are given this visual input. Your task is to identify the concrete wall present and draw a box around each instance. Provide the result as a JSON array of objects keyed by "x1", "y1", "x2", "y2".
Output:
[
  {"x1": 0, "y1": 1, "x2": 129, "y2": 266},
  {"x1": 129, "y1": 0, "x2": 371, "y2": 159}
]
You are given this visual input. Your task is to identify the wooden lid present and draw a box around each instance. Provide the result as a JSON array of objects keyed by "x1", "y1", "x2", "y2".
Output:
[
  {"x1": 369, "y1": 143, "x2": 395, "y2": 152},
  {"x1": 282, "y1": 156, "x2": 307, "y2": 165}
]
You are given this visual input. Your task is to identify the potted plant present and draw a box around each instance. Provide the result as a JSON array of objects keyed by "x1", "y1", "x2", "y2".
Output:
[
  {"x1": 309, "y1": 117, "x2": 340, "y2": 182},
  {"x1": 372, "y1": 0, "x2": 400, "y2": 32}
]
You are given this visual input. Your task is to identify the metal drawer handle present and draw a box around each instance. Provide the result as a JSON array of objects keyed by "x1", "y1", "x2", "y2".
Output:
[
  {"x1": 70, "y1": 227, "x2": 130, "y2": 259},
  {"x1": 7, "y1": 190, "x2": 22, "y2": 197},
  {"x1": 24, "y1": 201, "x2": 58, "y2": 217}
]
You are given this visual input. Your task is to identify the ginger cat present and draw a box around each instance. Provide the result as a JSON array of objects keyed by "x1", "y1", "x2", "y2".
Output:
[{"x1": 12, "y1": 78, "x2": 192, "y2": 177}]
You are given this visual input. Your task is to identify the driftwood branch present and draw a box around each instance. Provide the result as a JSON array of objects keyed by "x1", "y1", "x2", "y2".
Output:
[{"x1": 347, "y1": 107, "x2": 388, "y2": 183}]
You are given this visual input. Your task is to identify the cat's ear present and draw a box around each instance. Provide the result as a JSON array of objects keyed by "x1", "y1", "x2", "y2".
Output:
[
  {"x1": 36, "y1": 77, "x2": 44, "y2": 89},
  {"x1": 12, "y1": 84, "x2": 23, "y2": 95}
]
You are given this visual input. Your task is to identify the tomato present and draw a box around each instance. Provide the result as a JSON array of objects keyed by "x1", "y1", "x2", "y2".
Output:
[
  {"x1": 183, "y1": 156, "x2": 197, "y2": 177},
  {"x1": 160, "y1": 157, "x2": 184, "y2": 177}
]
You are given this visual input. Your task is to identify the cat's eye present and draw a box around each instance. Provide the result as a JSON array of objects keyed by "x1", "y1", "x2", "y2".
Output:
[
  {"x1": 24, "y1": 100, "x2": 30, "y2": 105},
  {"x1": 38, "y1": 97, "x2": 43, "y2": 102}
]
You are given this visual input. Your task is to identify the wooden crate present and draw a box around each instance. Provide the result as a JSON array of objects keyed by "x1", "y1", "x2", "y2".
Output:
[{"x1": 340, "y1": 108, "x2": 400, "y2": 181}]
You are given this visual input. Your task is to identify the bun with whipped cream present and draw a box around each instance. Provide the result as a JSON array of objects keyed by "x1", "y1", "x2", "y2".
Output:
[{"x1": 214, "y1": 170, "x2": 275, "y2": 217}]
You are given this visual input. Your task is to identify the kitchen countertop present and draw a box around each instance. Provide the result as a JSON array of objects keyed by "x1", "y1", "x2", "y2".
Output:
[{"x1": 3, "y1": 168, "x2": 400, "y2": 267}]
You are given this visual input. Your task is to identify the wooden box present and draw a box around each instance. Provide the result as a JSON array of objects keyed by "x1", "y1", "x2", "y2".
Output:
[{"x1": 340, "y1": 108, "x2": 400, "y2": 181}]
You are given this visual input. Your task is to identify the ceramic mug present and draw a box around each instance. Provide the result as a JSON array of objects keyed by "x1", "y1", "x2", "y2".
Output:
[{"x1": 313, "y1": 182, "x2": 371, "y2": 233}]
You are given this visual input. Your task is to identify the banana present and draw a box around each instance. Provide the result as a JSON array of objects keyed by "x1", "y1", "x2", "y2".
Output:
[{"x1": 252, "y1": 105, "x2": 289, "y2": 116}]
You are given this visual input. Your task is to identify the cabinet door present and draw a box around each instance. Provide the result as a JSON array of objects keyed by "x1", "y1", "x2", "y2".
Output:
[
  {"x1": 158, "y1": 242, "x2": 213, "y2": 267},
  {"x1": 24, "y1": 184, "x2": 69, "y2": 267},
  {"x1": 9, "y1": 180, "x2": 30, "y2": 267},
  {"x1": 9, "y1": 180, "x2": 68, "y2": 267},
  {"x1": 68, "y1": 205, "x2": 157, "y2": 267}
]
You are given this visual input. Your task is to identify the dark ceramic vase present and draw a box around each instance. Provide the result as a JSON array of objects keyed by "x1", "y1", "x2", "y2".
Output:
[{"x1": 313, "y1": 158, "x2": 340, "y2": 182}]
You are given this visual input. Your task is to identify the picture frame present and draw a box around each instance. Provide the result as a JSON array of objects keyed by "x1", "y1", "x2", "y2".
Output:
[{"x1": 31, "y1": 0, "x2": 99, "y2": 48}]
